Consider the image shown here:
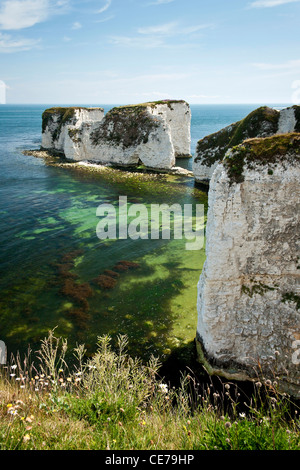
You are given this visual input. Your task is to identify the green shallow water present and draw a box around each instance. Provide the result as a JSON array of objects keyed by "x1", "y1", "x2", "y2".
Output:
[{"x1": 0, "y1": 157, "x2": 207, "y2": 361}]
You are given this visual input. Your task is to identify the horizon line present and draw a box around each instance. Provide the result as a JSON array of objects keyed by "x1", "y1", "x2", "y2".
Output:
[{"x1": 0, "y1": 102, "x2": 293, "y2": 106}]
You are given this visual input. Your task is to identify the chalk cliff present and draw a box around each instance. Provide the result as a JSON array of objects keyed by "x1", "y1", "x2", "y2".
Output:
[
  {"x1": 41, "y1": 107, "x2": 105, "y2": 155},
  {"x1": 41, "y1": 100, "x2": 191, "y2": 170},
  {"x1": 196, "y1": 133, "x2": 300, "y2": 397},
  {"x1": 193, "y1": 105, "x2": 300, "y2": 183}
]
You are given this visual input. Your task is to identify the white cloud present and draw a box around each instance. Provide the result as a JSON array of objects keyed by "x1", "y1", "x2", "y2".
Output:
[
  {"x1": 137, "y1": 21, "x2": 213, "y2": 36},
  {"x1": 0, "y1": 0, "x2": 69, "y2": 31},
  {"x1": 94, "y1": 15, "x2": 115, "y2": 23},
  {"x1": 149, "y1": 0, "x2": 175, "y2": 4},
  {"x1": 252, "y1": 59, "x2": 300, "y2": 69},
  {"x1": 249, "y1": 0, "x2": 300, "y2": 8},
  {"x1": 0, "y1": 31, "x2": 40, "y2": 52},
  {"x1": 137, "y1": 22, "x2": 177, "y2": 35},
  {"x1": 72, "y1": 21, "x2": 82, "y2": 30},
  {"x1": 108, "y1": 35, "x2": 164, "y2": 48},
  {"x1": 97, "y1": 0, "x2": 112, "y2": 14}
]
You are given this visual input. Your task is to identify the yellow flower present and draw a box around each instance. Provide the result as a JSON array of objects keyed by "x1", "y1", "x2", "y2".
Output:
[
  {"x1": 7, "y1": 404, "x2": 13, "y2": 408},
  {"x1": 23, "y1": 434, "x2": 30, "y2": 443}
]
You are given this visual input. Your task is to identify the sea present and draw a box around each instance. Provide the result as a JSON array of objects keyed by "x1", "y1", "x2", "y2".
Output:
[{"x1": 0, "y1": 103, "x2": 289, "y2": 361}]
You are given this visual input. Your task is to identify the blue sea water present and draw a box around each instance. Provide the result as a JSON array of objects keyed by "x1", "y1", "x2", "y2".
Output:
[{"x1": 0, "y1": 103, "x2": 288, "y2": 358}]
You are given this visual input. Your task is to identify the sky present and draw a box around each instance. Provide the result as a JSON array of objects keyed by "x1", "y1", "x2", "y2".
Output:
[{"x1": 0, "y1": 0, "x2": 300, "y2": 104}]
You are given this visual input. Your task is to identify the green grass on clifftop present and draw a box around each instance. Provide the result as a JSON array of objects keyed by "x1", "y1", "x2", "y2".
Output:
[{"x1": 0, "y1": 331, "x2": 299, "y2": 450}]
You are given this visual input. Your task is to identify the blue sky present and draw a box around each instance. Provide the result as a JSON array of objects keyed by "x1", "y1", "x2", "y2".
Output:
[{"x1": 0, "y1": 0, "x2": 300, "y2": 104}]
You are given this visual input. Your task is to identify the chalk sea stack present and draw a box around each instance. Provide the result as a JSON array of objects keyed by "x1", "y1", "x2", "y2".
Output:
[
  {"x1": 41, "y1": 100, "x2": 191, "y2": 170},
  {"x1": 196, "y1": 133, "x2": 300, "y2": 397}
]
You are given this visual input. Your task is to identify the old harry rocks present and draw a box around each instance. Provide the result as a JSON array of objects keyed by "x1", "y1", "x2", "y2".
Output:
[{"x1": 41, "y1": 101, "x2": 191, "y2": 170}]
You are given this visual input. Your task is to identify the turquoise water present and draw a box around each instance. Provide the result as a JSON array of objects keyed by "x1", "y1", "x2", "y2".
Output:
[{"x1": 0, "y1": 103, "x2": 287, "y2": 360}]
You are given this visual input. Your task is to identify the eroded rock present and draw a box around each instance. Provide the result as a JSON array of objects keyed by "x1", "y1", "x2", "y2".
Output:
[
  {"x1": 196, "y1": 133, "x2": 300, "y2": 397},
  {"x1": 41, "y1": 100, "x2": 191, "y2": 170},
  {"x1": 193, "y1": 105, "x2": 300, "y2": 183}
]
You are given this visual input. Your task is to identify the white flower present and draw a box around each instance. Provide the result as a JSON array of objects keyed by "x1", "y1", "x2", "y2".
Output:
[
  {"x1": 11, "y1": 365, "x2": 17, "y2": 370},
  {"x1": 159, "y1": 383, "x2": 168, "y2": 393}
]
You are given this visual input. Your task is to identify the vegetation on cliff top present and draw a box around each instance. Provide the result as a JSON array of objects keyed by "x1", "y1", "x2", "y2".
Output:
[
  {"x1": 223, "y1": 132, "x2": 300, "y2": 184},
  {"x1": 116, "y1": 100, "x2": 187, "y2": 110},
  {"x1": 0, "y1": 331, "x2": 299, "y2": 450},
  {"x1": 195, "y1": 106, "x2": 280, "y2": 166},
  {"x1": 42, "y1": 107, "x2": 103, "y2": 142},
  {"x1": 90, "y1": 105, "x2": 161, "y2": 149}
]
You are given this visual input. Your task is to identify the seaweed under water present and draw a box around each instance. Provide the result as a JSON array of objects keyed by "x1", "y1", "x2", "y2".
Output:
[{"x1": 0, "y1": 145, "x2": 208, "y2": 363}]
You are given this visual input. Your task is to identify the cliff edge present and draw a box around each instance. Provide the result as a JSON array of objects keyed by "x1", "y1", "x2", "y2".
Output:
[
  {"x1": 193, "y1": 105, "x2": 300, "y2": 183},
  {"x1": 196, "y1": 133, "x2": 300, "y2": 397}
]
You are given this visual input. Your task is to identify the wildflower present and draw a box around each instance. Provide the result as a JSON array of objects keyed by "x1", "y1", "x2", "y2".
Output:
[
  {"x1": 255, "y1": 382, "x2": 262, "y2": 388},
  {"x1": 225, "y1": 384, "x2": 230, "y2": 390},
  {"x1": 11, "y1": 365, "x2": 17, "y2": 370},
  {"x1": 23, "y1": 434, "x2": 30, "y2": 443},
  {"x1": 239, "y1": 413, "x2": 246, "y2": 419},
  {"x1": 67, "y1": 377, "x2": 72, "y2": 382},
  {"x1": 159, "y1": 383, "x2": 168, "y2": 394},
  {"x1": 265, "y1": 379, "x2": 272, "y2": 387},
  {"x1": 7, "y1": 404, "x2": 13, "y2": 408},
  {"x1": 225, "y1": 422, "x2": 231, "y2": 429}
]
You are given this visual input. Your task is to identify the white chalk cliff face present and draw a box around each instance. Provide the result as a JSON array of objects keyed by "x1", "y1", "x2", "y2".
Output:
[
  {"x1": 148, "y1": 101, "x2": 191, "y2": 158},
  {"x1": 193, "y1": 105, "x2": 300, "y2": 183},
  {"x1": 41, "y1": 101, "x2": 191, "y2": 170},
  {"x1": 196, "y1": 133, "x2": 300, "y2": 397},
  {"x1": 41, "y1": 107, "x2": 105, "y2": 155}
]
